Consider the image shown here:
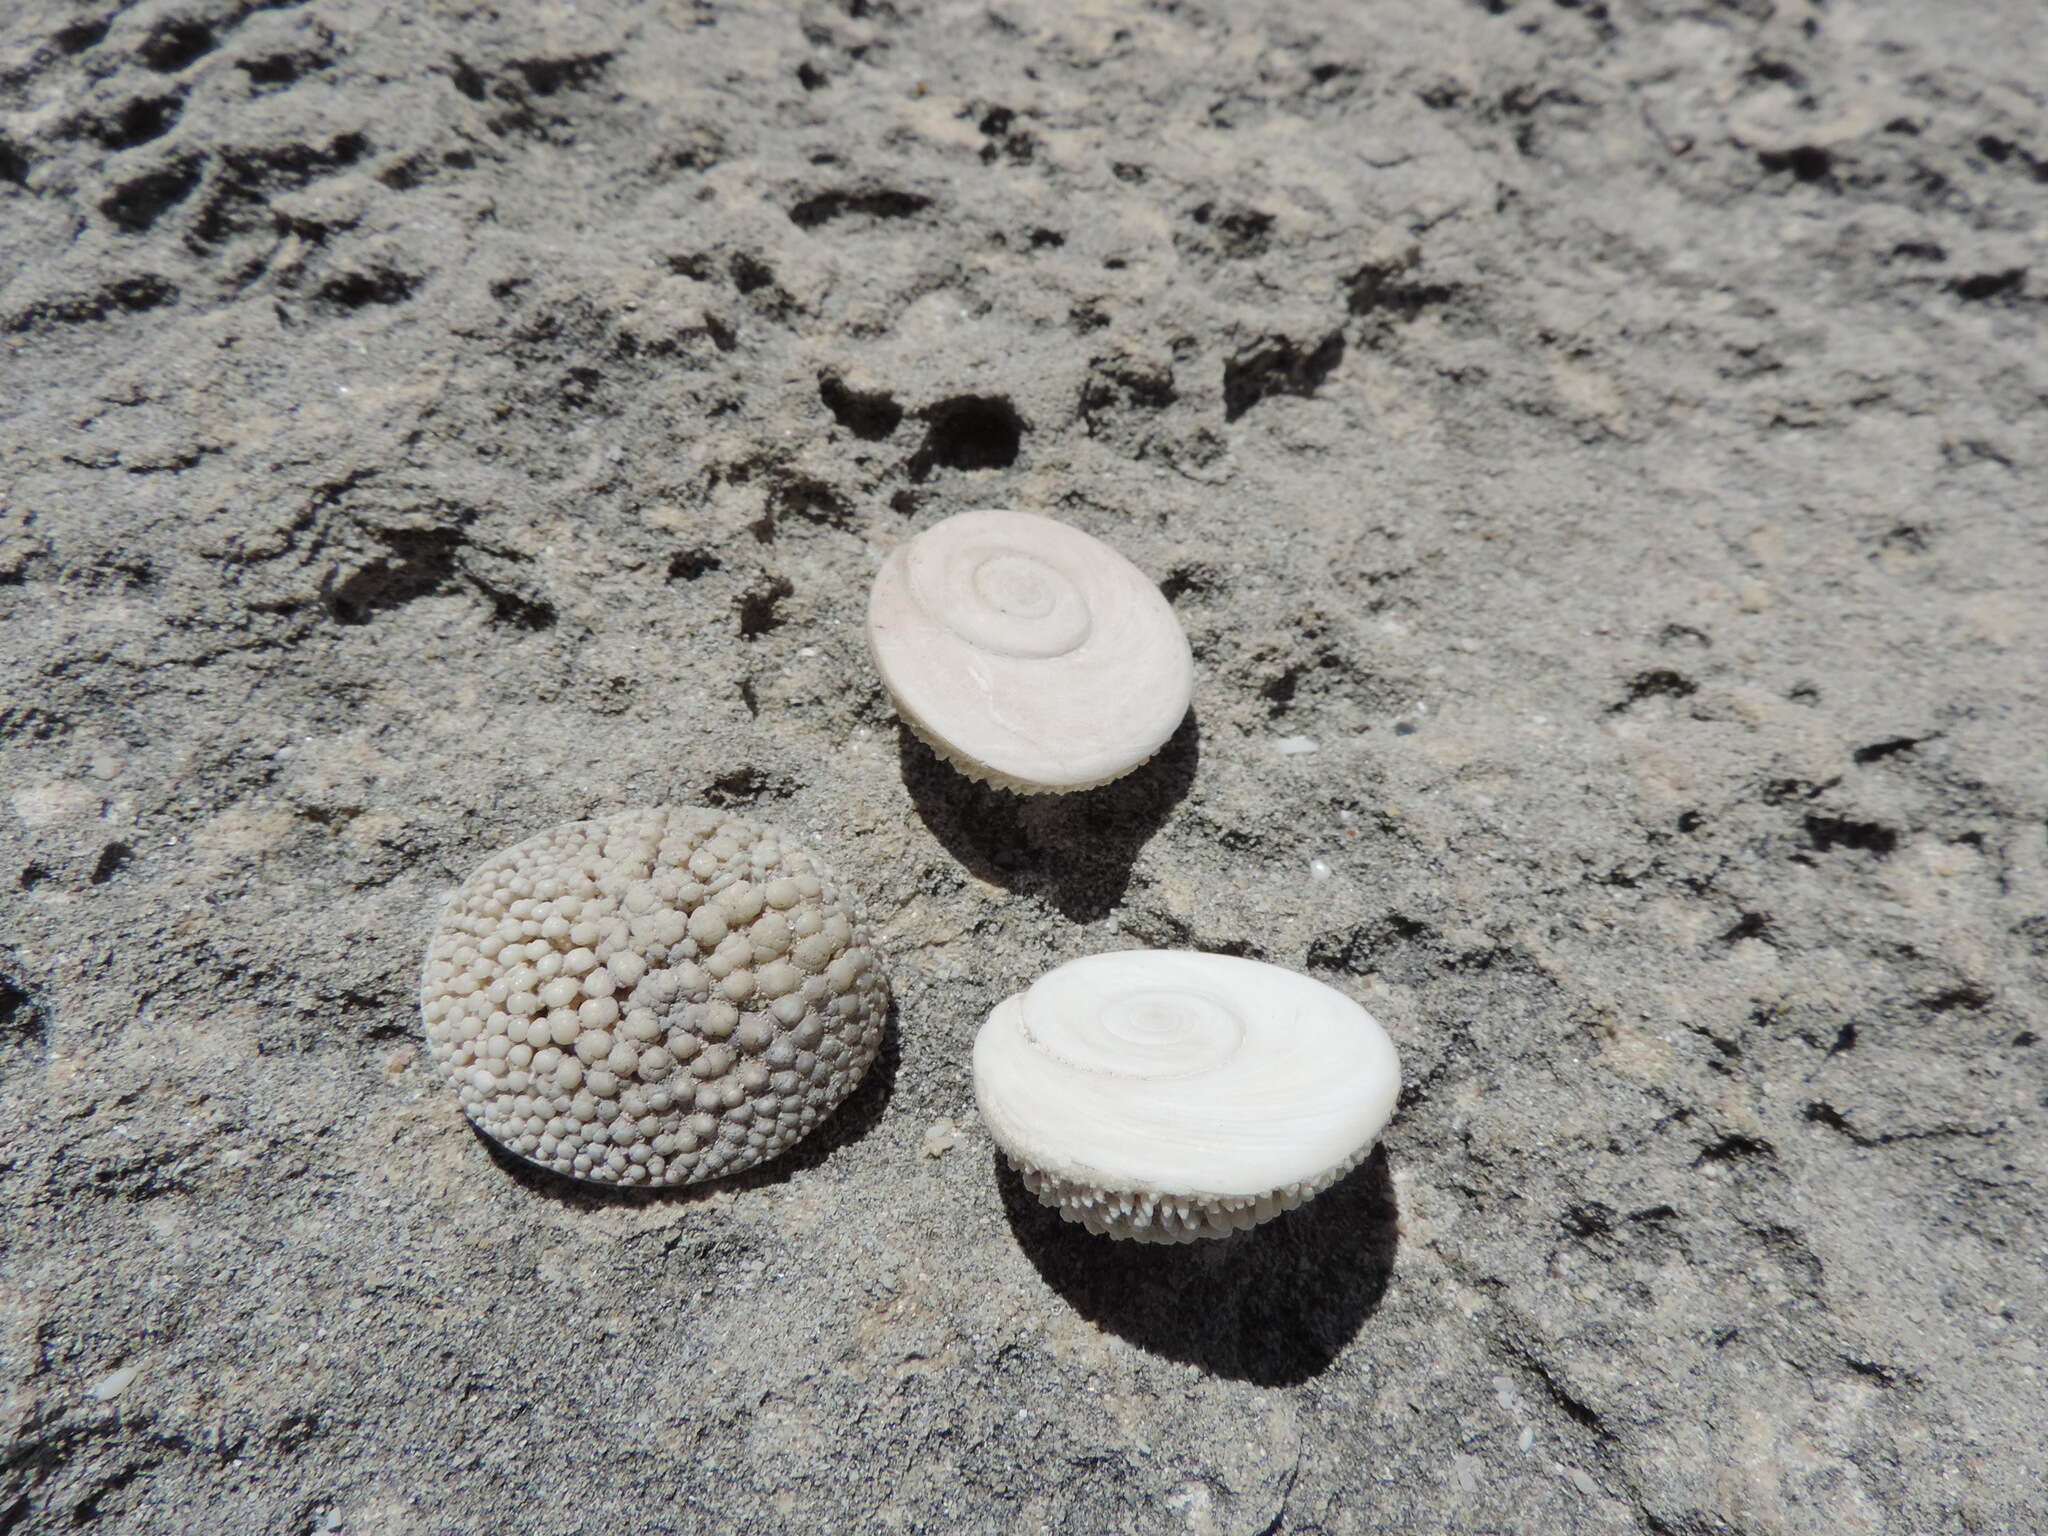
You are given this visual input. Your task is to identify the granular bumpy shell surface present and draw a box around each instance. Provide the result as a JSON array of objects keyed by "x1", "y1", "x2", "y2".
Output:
[{"x1": 419, "y1": 807, "x2": 888, "y2": 1187}]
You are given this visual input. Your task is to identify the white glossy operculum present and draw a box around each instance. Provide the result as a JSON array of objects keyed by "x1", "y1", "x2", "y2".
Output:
[
  {"x1": 868, "y1": 510, "x2": 1192, "y2": 794},
  {"x1": 974, "y1": 950, "x2": 1400, "y2": 1241}
]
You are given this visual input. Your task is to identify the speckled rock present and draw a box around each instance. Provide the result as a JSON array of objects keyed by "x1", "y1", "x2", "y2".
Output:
[{"x1": 2, "y1": 0, "x2": 2043, "y2": 1533}]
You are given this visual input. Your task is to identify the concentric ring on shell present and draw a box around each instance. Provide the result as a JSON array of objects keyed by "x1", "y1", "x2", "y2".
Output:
[
  {"x1": 417, "y1": 807, "x2": 889, "y2": 1188},
  {"x1": 937, "y1": 544, "x2": 1093, "y2": 659},
  {"x1": 973, "y1": 950, "x2": 1401, "y2": 1241},
  {"x1": 1024, "y1": 986, "x2": 1244, "y2": 1080},
  {"x1": 867, "y1": 509, "x2": 1192, "y2": 794}
]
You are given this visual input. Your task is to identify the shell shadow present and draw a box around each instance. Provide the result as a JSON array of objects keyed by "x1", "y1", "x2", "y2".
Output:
[
  {"x1": 996, "y1": 1145, "x2": 1398, "y2": 1386},
  {"x1": 467, "y1": 995, "x2": 901, "y2": 1210},
  {"x1": 897, "y1": 709, "x2": 1199, "y2": 923}
]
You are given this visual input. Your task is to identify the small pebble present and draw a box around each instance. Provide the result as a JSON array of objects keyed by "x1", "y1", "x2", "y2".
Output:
[
  {"x1": 921, "y1": 1118, "x2": 959, "y2": 1157},
  {"x1": 88, "y1": 1366, "x2": 140, "y2": 1400},
  {"x1": 1309, "y1": 859, "x2": 1332, "y2": 880},
  {"x1": 1273, "y1": 736, "x2": 1319, "y2": 756}
]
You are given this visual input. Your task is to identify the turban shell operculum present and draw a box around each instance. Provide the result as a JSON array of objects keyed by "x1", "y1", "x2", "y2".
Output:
[
  {"x1": 973, "y1": 950, "x2": 1401, "y2": 1241},
  {"x1": 867, "y1": 509, "x2": 1193, "y2": 794}
]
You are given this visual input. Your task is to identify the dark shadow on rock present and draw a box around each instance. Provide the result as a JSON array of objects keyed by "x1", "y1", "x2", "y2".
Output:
[
  {"x1": 997, "y1": 1145, "x2": 1398, "y2": 1385},
  {"x1": 898, "y1": 709, "x2": 1199, "y2": 922},
  {"x1": 470, "y1": 996, "x2": 899, "y2": 1208}
]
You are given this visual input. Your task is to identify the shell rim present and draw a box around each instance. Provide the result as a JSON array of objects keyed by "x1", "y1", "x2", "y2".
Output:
[
  {"x1": 888, "y1": 683, "x2": 1170, "y2": 795},
  {"x1": 990, "y1": 1130, "x2": 1384, "y2": 1213}
]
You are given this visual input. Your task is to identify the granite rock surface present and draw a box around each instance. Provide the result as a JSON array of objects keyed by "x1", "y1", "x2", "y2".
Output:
[{"x1": 2, "y1": 1, "x2": 2043, "y2": 1532}]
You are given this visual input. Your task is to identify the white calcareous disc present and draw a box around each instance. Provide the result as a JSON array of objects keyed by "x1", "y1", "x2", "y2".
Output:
[
  {"x1": 866, "y1": 509, "x2": 1193, "y2": 793},
  {"x1": 974, "y1": 950, "x2": 1401, "y2": 1242},
  {"x1": 419, "y1": 807, "x2": 888, "y2": 1187}
]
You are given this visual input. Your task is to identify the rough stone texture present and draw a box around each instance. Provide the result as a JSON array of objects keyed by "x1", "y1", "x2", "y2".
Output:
[{"x1": 1, "y1": 1, "x2": 2042, "y2": 1533}]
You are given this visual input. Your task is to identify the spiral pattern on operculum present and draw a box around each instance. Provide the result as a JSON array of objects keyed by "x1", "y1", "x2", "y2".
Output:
[
  {"x1": 1021, "y1": 986, "x2": 1244, "y2": 1080},
  {"x1": 909, "y1": 536, "x2": 1093, "y2": 660}
]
